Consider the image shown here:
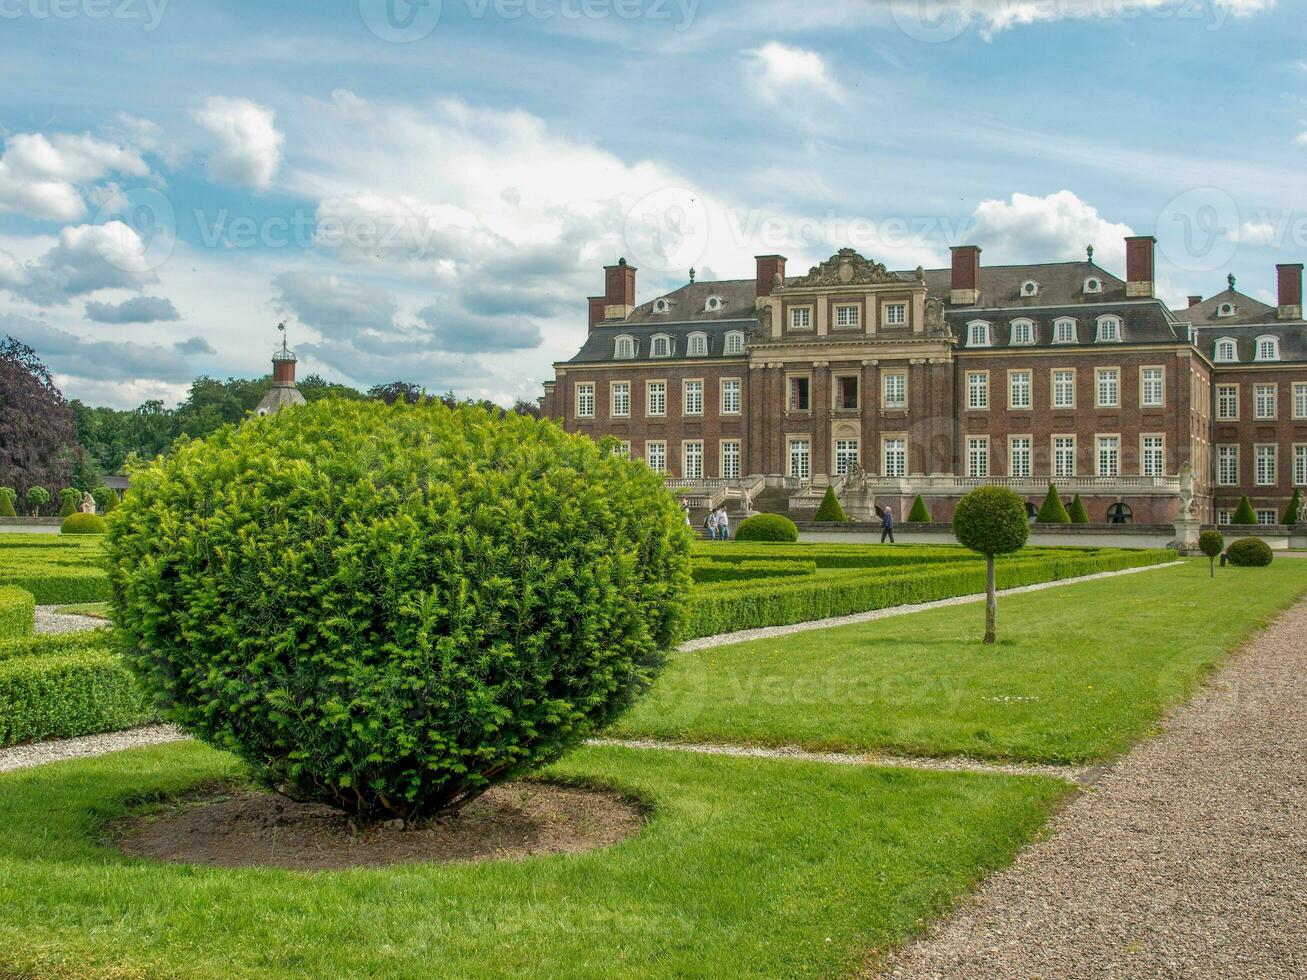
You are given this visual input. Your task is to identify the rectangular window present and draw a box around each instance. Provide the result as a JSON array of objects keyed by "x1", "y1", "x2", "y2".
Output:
[
  {"x1": 614, "y1": 441, "x2": 630, "y2": 459},
  {"x1": 1295, "y1": 444, "x2": 1307, "y2": 487},
  {"x1": 1255, "y1": 444, "x2": 1277, "y2": 486},
  {"x1": 1295, "y1": 383, "x2": 1307, "y2": 420},
  {"x1": 882, "y1": 372, "x2": 907, "y2": 410},
  {"x1": 1142, "y1": 435, "x2": 1166, "y2": 477},
  {"x1": 1217, "y1": 445, "x2": 1239, "y2": 486},
  {"x1": 883, "y1": 302, "x2": 907, "y2": 327},
  {"x1": 788, "y1": 439, "x2": 811, "y2": 480},
  {"x1": 1055, "y1": 319, "x2": 1076, "y2": 344},
  {"x1": 789, "y1": 377, "x2": 811, "y2": 412},
  {"x1": 721, "y1": 379, "x2": 741, "y2": 415},
  {"x1": 576, "y1": 383, "x2": 595, "y2": 418},
  {"x1": 682, "y1": 441, "x2": 703, "y2": 480},
  {"x1": 1097, "y1": 435, "x2": 1120, "y2": 478},
  {"x1": 1257, "y1": 509, "x2": 1278, "y2": 526},
  {"x1": 1008, "y1": 370, "x2": 1031, "y2": 409},
  {"x1": 883, "y1": 438, "x2": 906, "y2": 478},
  {"x1": 1141, "y1": 367, "x2": 1164, "y2": 408},
  {"x1": 1217, "y1": 510, "x2": 1232, "y2": 526},
  {"x1": 834, "y1": 305, "x2": 860, "y2": 328},
  {"x1": 966, "y1": 371, "x2": 989, "y2": 410},
  {"x1": 1255, "y1": 384, "x2": 1277, "y2": 420},
  {"x1": 1096, "y1": 368, "x2": 1120, "y2": 409},
  {"x1": 683, "y1": 380, "x2": 703, "y2": 416},
  {"x1": 645, "y1": 441, "x2": 666, "y2": 474},
  {"x1": 835, "y1": 439, "x2": 860, "y2": 476},
  {"x1": 1054, "y1": 436, "x2": 1076, "y2": 479},
  {"x1": 1217, "y1": 384, "x2": 1239, "y2": 421},
  {"x1": 1009, "y1": 436, "x2": 1032, "y2": 479},
  {"x1": 789, "y1": 307, "x2": 812, "y2": 330},
  {"x1": 721, "y1": 440, "x2": 741, "y2": 480},
  {"x1": 610, "y1": 382, "x2": 630, "y2": 418},
  {"x1": 1011, "y1": 320, "x2": 1033, "y2": 345},
  {"x1": 646, "y1": 381, "x2": 666, "y2": 417},
  {"x1": 1052, "y1": 370, "x2": 1075, "y2": 409},
  {"x1": 967, "y1": 436, "x2": 989, "y2": 478},
  {"x1": 836, "y1": 376, "x2": 859, "y2": 410}
]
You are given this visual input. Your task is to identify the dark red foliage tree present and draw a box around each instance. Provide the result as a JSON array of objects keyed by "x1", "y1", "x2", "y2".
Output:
[{"x1": 0, "y1": 337, "x2": 78, "y2": 505}]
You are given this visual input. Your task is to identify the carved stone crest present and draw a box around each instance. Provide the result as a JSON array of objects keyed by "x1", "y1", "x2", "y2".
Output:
[{"x1": 792, "y1": 248, "x2": 901, "y2": 288}]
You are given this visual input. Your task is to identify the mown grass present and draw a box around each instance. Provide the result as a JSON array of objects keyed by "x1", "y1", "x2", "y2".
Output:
[
  {"x1": 612, "y1": 560, "x2": 1307, "y2": 764},
  {"x1": 0, "y1": 742, "x2": 1065, "y2": 979},
  {"x1": 52, "y1": 602, "x2": 110, "y2": 619}
]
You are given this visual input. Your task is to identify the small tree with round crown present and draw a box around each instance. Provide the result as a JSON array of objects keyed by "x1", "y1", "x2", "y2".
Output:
[
  {"x1": 1199, "y1": 530, "x2": 1223, "y2": 578},
  {"x1": 953, "y1": 486, "x2": 1030, "y2": 645}
]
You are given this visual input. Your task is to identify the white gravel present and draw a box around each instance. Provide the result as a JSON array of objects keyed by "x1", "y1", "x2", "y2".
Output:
[
  {"x1": 877, "y1": 596, "x2": 1307, "y2": 979},
  {"x1": 34, "y1": 605, "x2": 107, "y2": 635},
  {"x1": 0, "y1": 724, "x2": 185, "y2": 773}
]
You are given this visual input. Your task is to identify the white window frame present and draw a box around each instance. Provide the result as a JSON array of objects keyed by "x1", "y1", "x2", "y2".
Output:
[
  {"x1": 614, "y1": 335, "x2": 636, "y2": 359},
  {"x1": 1295, "y1": 444, "x2": 1307, "y2": 488},
  {"x1": 788, "y1": 374, "x2": 812, "y2": 412},
  {"x1": 788, "y1": 438, "x2": 811, "y2": 480},
  {"x1": 610, "y1": 381, "x2": 630, "y2": 418},
  {"x1": 646, "y1": 381, "x2": 666, "y2": 417},
  {"x1": 1008, "y1": 369, "x2": 1032, "y2": 410},
  {"x1": 651, "y1": 334, "x2": 673, "y2": 358},
  {"x1": 1052, "y1": 369, "x2": 1076, "y2": 410},
  {"x1": 1084, "y1": 276, "x2": 1103, "y2": 294},
  {"x1": 724, "y1": 330, "x2": 745, "y2": 355},
  {"x1": 645, "y1": 440, "x2": 667, "y2": 474},
  {"x1": 682, "y1": 440, "x2": 704, "y2": 480},
  {"x1": 1214, "y1": 338, "x2": 1238, "y2": 363},
  {"x1": 1217, "y1": 510, "x2": 1233, "y2": 527},
  {"x1": 1053, "y1": 318, "x2": 1077, "y2": 344},
  {"x1": 966, "y1": 370, "x2": 989, "y2": 411},
  {"x1": 1254, "y1": 383, "x2": 1277, "y2": 421},
  {"x1": 1216, "y1": 384, "x2": 1239, "y2": 421},
  {"x1": 834, "y1": 304, "x2": 861, "y2": 329},
  {"x1": 721, "y1": 440, "x2": 741, "y2": 480},
  {"x1": 687, "y1": 332, "x2": 709, "y2": 358},
  {"x1": 683, "y1": 379, "x2": 704, "y2": 416},
  {"x1": 1217, "y1": 445, "x2": 1239, "y2": 486},
  {"x1": 1009, "y1": 435, "x2": 1032, "y2": 479},
  {"x1": 1257, "y1": 509, "x2": 1278, "y2": 527},
  {"x1": 1141, "y1": 367, "x2": 1165, "y2": 409},
  {"x1": 834, "y1": 375, "x2": 860, "y2": 412},
  {"x1": 967, "y1": 320, "x2": 992, "y2": 348},
  {"x1": 720, "y1": 378, "x2": 742, "y2": 415},
  {"x1": 575, "y1": 382, "x2": 595, "y2": 419},
  {"x1": 1096, "y1": 434, "x2": 1121, "y2": 478},
  {"x1": 1020, "y1": 279, "x2": 1039, "y2": 297},
  {"x1": 882, "y1": 371, "x2": 907, "y2": 410},
  {"x1": 704, "y1": 295, "x2": 724, "y2": 313},
  {"x1": 652, "y1": 298, "x2": 670, "y2": 314},
  {"x1": 1294, "y1": 383, "x2": 1307, "y2": 421},
  {"x1": 883, "y1": 302, "x2": 907, "y2": 327},
  {"x1": 967, "y1": 436, "x2": 990, "y2": 479},
  {"x1": 1010, "y1": 319, "x2": 1035, "y2": 346},
  {"x1": 615, "y1": 440, "x2": 631, "y2": 459},
  {"x1": 1096, "y1": 315, "x2": 1122, "y2": 343},
  {"x1": 1053, "y1": 435, "x2": 1077, "y2": 479},
  {"x1": 789, "y1": 307, "x2": 813, "y2": 331},
  {"x1": 1141, "y1": 434, "x2": 1166, "y2": 478},
  {"x1": 1255, "y1": 335, "x2": 1280, "y2": 362},
  {"x1": 882, "y1": 436, "x2": 907, "y2": 478},
  {"x1": 1255, "y1": 444, "x2": 1277, "y2": 487},
  {"x1": 834, "y1": 439, "x2": 860, "y2": 476},
  {"x1": 1096, "y1": 367, "x2": 1120, "y2": 409}
]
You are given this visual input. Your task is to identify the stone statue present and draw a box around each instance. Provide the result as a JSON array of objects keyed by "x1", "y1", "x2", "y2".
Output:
[
  {"x1": 843, "y1": 463, "x2": 869, "y2": 493},
  {"x1": 80, "y1": 492, "x2": 97, "y2": 515},
  {"x1": 1178, "y1": 462, "x2": 1196, "y2": 520}
]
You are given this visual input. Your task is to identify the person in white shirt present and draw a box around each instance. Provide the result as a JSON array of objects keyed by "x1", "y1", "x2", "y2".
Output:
[{"x1": 715, "y1": 506, "x2": 730, "y2": 541}]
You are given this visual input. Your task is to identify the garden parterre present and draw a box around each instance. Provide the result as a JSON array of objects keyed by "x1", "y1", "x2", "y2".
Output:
[{"x1": 0, "y1": 534, "x2": 109, "y2": 604}]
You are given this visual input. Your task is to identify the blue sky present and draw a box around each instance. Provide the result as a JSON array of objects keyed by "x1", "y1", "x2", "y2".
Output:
[{"x1": 0, "y1": 0, "x2": 1303, "y2": 407}]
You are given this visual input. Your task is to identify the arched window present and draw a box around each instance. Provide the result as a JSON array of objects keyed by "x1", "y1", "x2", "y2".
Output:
[
  {"x1": 967, "y1": 321, "x2": 992, "y2": 347},
  {"x1": 614, "y1": 335, "x2": 636, "y2": 359},
  {"x1": 652, "y1": 297, "x2": 670, "y2": 314},
  {"x1": 1214, "y1": 337, "x2": 1238, "y2": 363},
  {"x1": 1010, "y1": 319, "x2": 1035, "y2": 345},
  {"x1": 724, "y1": 330, "x2": 745, "y2": 355},
  {"x1": 1083, "y1": 277, "x2": 1103, "y2": 294},
  {"x1": 1096, "y1": 315, "x2": 1122, "y2": 343},
  {"x1": 1107, "y1": 502, "x2": 1133, "y2": 525},
  {"x1": 651, "y1": 334, "x2": 673, "y2": 358},
  {"x1": 687, "y1": 332, "x2": 708, "y2": 357},
  {"x1": 1053, "y1": 318, "x2": 1077, "y2": 344},
  {"x1": 1020, "y1": 280, "x2": 1039, "y2": 297},
  {"x1": 704, "y1": 295, "x2": 724, "y2": 313},
  {"x1": 1255, "y1": 335, "x2": 1280, "y2": 362}
]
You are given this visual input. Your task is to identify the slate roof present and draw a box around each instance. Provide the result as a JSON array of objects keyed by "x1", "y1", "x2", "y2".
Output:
[
  {"x1": 569, "y1": 319, "x2": 755, "y2": 364},
  {"x1": 948, "y1": 303, "x2": 1182, "y2": 350},
  {"x1": 914, "y1": 261, "x2": 1128, "y2": 308},
  {"x1": 1191, "y1": 323, "x2": 1307, "y2": 365},
  {"x1": 1172, "y1": 289, "x2": 1279, "y2": 326}
]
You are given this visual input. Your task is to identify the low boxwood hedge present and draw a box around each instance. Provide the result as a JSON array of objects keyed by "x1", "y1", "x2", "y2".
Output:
[
  {"x1": 0, "y1": 535, "x2": 110, "y2": 604},
  {"x1": 734, "y1": 514, "x2": 799, "y2": 542},
  {"x1": 0, "y1": 630, "x2": 108, "y2": 662},
  {"x1": 691, "y1": 558, "x2": 816, "y2": 585},
  {"x1": 0, "y1": 587, "x2": 34, "y2": 640}
]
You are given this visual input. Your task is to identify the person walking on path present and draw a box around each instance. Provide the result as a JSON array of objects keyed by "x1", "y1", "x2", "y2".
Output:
[
  {"x1": 880, "y1": 505, "x2": 895, "y2": 544},
  {"x1": 705, "y1": 508, "x2": 718, "y2": 540},
  {"x1": 716, "y1": 506, "x2": 730, "y2": 541}
]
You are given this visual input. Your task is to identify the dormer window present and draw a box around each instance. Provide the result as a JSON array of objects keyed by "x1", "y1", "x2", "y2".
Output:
[
  {"x1": 1053, "y1": 318, "x2": 1077, "y2": 344},
  {"x1": 614, "y1": 335, "x2": 636, "y2": 359},
  {"x1": 651, "y1": 334, "x2": 672, "y2": 358},
  {"x1": 1255, "y1": 335, "x2": 1280, "y2": 362},
  {"x1": 652, "y1": 298, "x2": 670, "y2": 314},
  {"x1": 967, "y1": 320, "x2": 992, "y2": 347},
  {"x1": 1217, "y1": 302, "x2": 1237, "y2": 318},
  {"x1": 1010, "y1": 319, "x2": 1035, "y2": 346},
  {"x1": 687, "y1": 332, "x2": 708, "y2": 357},
  {"x1": 1214, "y1": 337, "x2": 1238, "y2": 363},
  {"x1": 1084, "y1": 277, "x2": 1103, "y2": 294},
  {"x1": 704, "y1": 295, "x2": 724, "y2": 313},
  {"x1": 1020, "y1": 280, "x2": 1039, "y2": 298},
  {"x1": 724, "y1": 330, "x2": 745, "y2": 355},
  {"x1": 1096, "y1": 315, "x2": 1122, "y2": 343}
]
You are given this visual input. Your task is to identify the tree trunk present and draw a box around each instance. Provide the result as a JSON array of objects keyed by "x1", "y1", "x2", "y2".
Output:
[
  {"x1": 984, "y1": 555, "x2": 997, "y2": 644},
  {"x1": 1210, "y1": 557, "x2": 1215, "y2": 578}
]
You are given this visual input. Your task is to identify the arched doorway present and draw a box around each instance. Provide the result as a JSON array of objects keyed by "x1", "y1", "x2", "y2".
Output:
[{"x1": 1106, "y1": 502, "x2": 1133, "y2": 525}]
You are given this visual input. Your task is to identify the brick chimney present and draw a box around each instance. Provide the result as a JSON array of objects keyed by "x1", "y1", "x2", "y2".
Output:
[
  {"x1": 1125, "y1": 236, "x2": 1156, "y2": 298},
  {"x1": 1276, "y1": 263, "x2": 1303, "y2": 320},
  {"x1": 756, "y1": 254, "x2": 787, "y2": 298},
  {"x1": 604, "y1": 258, "x2": 637, "y2": 320},
  {"x1": 950, "y1": 245, "x2": 982, "y2": 305},
  {"x1": 1188, "y1": 295, "x2": 1203, "y2": 308},
  {"x1": 587, "y1": 296, "x2": 606, "y2": 331}
]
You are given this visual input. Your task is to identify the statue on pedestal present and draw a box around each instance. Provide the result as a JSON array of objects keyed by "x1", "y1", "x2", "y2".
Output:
[{"x1": 80, "y1": 492, "x2": 97, "y2": 515}]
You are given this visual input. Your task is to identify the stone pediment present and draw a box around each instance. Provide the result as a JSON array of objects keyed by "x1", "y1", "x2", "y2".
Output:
[{"x1": 791, "y1": 248, "x2": 901, "y2": 288}]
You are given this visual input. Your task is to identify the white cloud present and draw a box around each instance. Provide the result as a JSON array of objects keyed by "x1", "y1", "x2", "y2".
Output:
[
  {"x1": 0, "y1": 132, "x2": 148, "y2": 222},
  {"x1": 84, "y1": 295, "x2": 181, "y2": 324},
  {"x1": 1233, "y1": 220, "x2": 1278, "y2": 245},
  {"x1": 744, "y1": 42, "x2": 843, "y2": 104},
  {"x1": 887, "y1": 0, "x2": 1273, "y2": 40},
  {"x1": 1, "y1": 313, "x2": 195, "y2": 384},
  {"x1": 192, "y1": 96, "x2": 284, "y2": 188},
  {"x1": 0, "y1": 222, "x2": 159, "y2": 306},
  {"x1": 969, "y1": 190, "x2": 1134, "y2": 267}
]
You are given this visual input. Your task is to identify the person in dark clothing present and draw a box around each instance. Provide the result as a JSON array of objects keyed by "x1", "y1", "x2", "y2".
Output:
[{"x1": 880, "y1": 505, "x2": 895, "y2": 544}]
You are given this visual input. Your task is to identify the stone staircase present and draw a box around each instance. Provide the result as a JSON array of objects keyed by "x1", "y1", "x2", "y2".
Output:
[{"x1": 750, "y1": 487, "x2": 792, "y2": 517}]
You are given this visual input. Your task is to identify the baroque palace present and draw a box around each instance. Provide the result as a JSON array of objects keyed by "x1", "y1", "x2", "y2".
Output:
[{"x1": 540, "y1": 237, "x2": 1307, "y2": 526}]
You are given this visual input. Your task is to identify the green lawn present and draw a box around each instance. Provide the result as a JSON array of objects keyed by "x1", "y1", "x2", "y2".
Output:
[
  {"x1": 611, "y1": 560, "x2": 1307, "y2": 764},
  {"x1": 0, "y1": 742, "x2": 1065, "y2": 978},
  {"x1": 52, "y1": 602, "x2": 110, "y2": 619}
]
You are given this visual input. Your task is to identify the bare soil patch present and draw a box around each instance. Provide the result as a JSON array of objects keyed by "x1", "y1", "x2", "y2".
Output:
[{"x1": 109, "y1": 780, "x2": 645, "y2": 871}]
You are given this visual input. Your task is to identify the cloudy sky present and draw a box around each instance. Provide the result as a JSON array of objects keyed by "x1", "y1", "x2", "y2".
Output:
[{"x1": 0, "y1": 0, "x2": 1303, "y2": 408}]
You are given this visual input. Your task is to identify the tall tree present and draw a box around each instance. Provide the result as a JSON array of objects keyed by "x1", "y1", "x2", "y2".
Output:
[{"x1": 0, "y1": 337, "x2": 79, "y2": 500}]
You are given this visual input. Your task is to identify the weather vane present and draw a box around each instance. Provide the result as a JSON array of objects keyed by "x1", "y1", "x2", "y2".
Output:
[{"x1": 277, "y1": 321, "x2": 288, "y2": 352}]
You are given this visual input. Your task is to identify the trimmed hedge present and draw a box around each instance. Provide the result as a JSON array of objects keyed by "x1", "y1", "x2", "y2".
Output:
[
  {"x1": 0, "y1": 630, "x2": 108, "y2": 662},
  {"x1": 907, "y1": 495, "x2": 931, "y2": 523},
  {"x1": 0, "y1": 587, "x2": 35, "y2": 640},
  {"x1": 734, "y1": 513, "x2": 799, "y2": 542},
  {"x1": 0, "y1": 535, "x2": 110, "y2": 603},
  {"x1": 1227, "y1": 537, "x2": 1273, "y2": 567},
  {"x1": 61, "y1": 512, "x2": 109, "y2": 535},
  {"x1": 691, "y1": 558, "x2": 816, "y2": 585},
  {"x1": 1284, "y1": 489, "x2": 1301, "y2": 526},
  {"x1": 812, "y1": 487, "x2": 849, "y2": 523},
  {"x1": 1231, "y1": 496, "x2": 1258, "y2": 526},
  {"x1": 0, "y1": 488, "x2": 16, "y2": 518},
  {"x1": 1068, "y1": 494, "x2": 1090, "y2": 524},
  {"x1": 1036, "y1": 485, "x2": 1070, "y2": 523}
]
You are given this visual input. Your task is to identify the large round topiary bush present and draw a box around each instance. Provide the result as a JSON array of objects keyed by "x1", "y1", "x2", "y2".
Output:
[
  {"x1": 106, "y1": 400, "x2": 693, "y2": 821},
  {"x1": 61, "y1": 512, "x2": 108, "y2": 534},
  {"x1": 734, "y1": 513, "x2": 799, "y2": 542},
  {"x1": 1226, "y1": 537, "x2": 1273, "y2": 568}
]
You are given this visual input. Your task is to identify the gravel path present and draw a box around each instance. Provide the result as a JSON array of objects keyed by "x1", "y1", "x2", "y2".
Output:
[
  {"x1": 0, "y1": 725, "x2": 185, "y2": 773},
  {"x1": 35, "y1": 605, "x2": 106, "y2": 635},
  {"x1": 680, "y1": 561, "x2": 1183, "y2": 651},
  {"x1": 878, "y1": 597, "x2": 1307, "y2": 979}
]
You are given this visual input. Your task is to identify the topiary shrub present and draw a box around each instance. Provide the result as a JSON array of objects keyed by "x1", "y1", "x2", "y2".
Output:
[
  {"x1": 61, "y1": 513, "x2": 109, "y2": 535},
  {"x1": 92, "y1": 486, "x2": 120, "y2": 514},
  {"x1": 734, "y1": 513, "x2": 800, "y2": 543},
  {"x1": 1036, "y1": 484, "x2": 1070, "y2": 523},
  {"x1": 1199, "y1": 530, "x2": 1223, "y2": 578},
  {"x1": 1226, "y1": 537, "x2": 1273, "y2": 567},
  {"x1": 907, "y1": 495, "x2": 931, "y2": 523},
  {"x1": 106, "y1": 400, "x2": 693, "y2": 822},
  {"x1": 1231, "y1": 496, "x2": 1258, "y2": 526},
  {"x1": 952, "y1": 486, "x2": 1030, "y2": 644},
  {"x1": 57, "y1": 489, "x2": 80, "y2": 519},
  {"x1": 0, "y1": 488, "x2": 16, "y2": 518},
  {"x1": 812, "y1": 486, "x2": 848, "y2": 523},
  {"x1": 25, "y1": 487, "x2": 49, "y2": 517},
  {"x1": 1068, "y1": 494, "x2": 1090, "y2": 524},
  {"x1": 1283, "y1": 489, "x2": 1301, "y2": 526}
]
